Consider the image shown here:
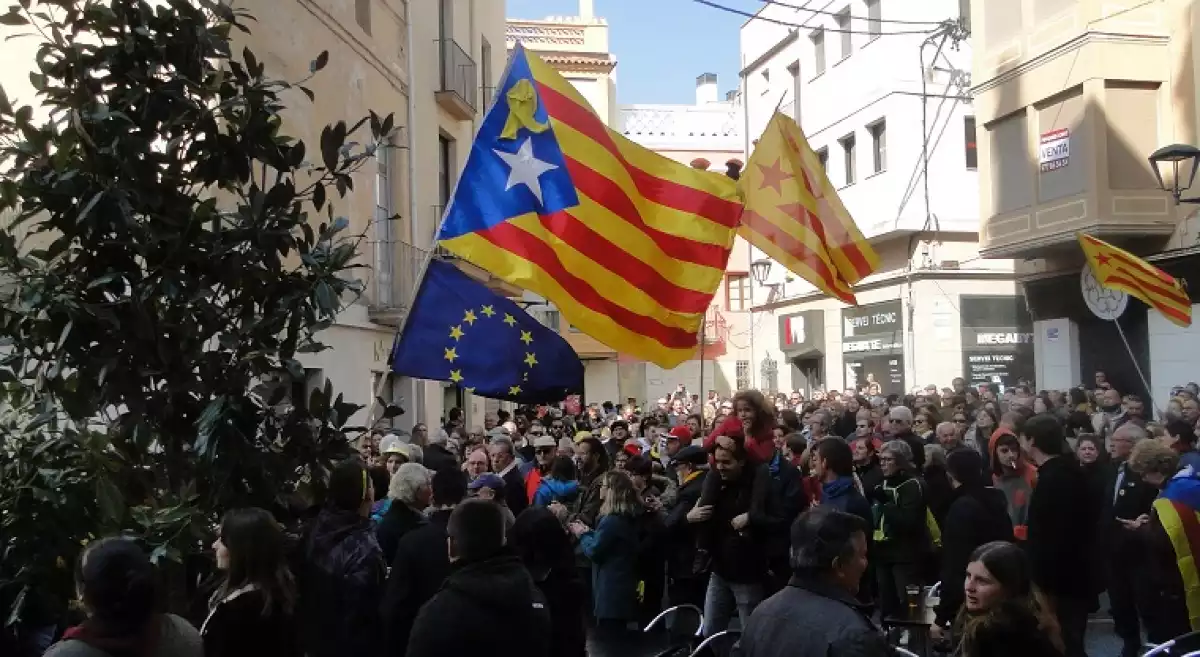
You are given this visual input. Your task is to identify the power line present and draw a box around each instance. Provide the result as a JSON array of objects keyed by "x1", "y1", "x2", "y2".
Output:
[
  {"x1": 692, "y1": 0, "x2": 941, "y2": 36},
  {"x1": 756, "y1": 0, "x2": 946, "y2": 26}
]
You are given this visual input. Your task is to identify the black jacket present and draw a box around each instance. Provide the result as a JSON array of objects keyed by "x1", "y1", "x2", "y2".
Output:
[
  {"x1": 296, "y1": 508, "x2": 386, "y2": 657},
  {"x1": 1026, "y1": 456, "x2": 1098, "y2": 599},
  {"x1": 202, "y1": 589, "x2": 301, "y2": 657},
  {"x1": 856, "y1": 459, "x2": 883, "y2": 497},
  {"x1": 501, "y1": 466, "x2": 529, "y2": 518},
  {"x1": 376, "y1": 502, "x2": 426, "y2": 566},
  {"x1": 664, "y1": 470, "x2": 707, "y2": 579},
  {"x1": 766, "y1": 456, "x2": 808, "y2": 561},
  {"x1": 406, "y1": 552, "x2": 551, "y2": 657},
  {"x1": 739, "y1": 575, "x2": 890, "y2": 657},
  {"x1": 934, "y1": 486, "x2": 1014, "y2": 624},
  {"x1": 869, "y1": 470, "x2": 928, "y2": 564},
  {"x1": 380, "y1": 509, "x2": 453, "y2": 657},
  {"x1": 422, "y1": 443, "x2": 458, "y2": 474},
  {"x1": 924, "y1": 465, "x2": 955, "y2": 528},
  {"x1": 700, "y1": 465, "x2": 781, "y2": 583},
  {"x1": 1101, "y1": 460, "x2": 1159, "y2": 559},
  {"x1": 893, "y1": 429, "x2": 926, "y2": 470},
  {"x1": 530, "y1": 564, "x2": 588, "y2": 657}
]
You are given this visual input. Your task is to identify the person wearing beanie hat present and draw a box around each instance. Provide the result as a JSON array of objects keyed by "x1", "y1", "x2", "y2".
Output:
[{"x1": 932, "y1": 448, "x2": 1015, "y2": 638}]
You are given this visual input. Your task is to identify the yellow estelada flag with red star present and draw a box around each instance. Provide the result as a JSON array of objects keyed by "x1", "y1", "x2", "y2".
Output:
[
  {"x1": 1078, "y1": 232, "x2": 1192, "y2": 327},
  {"x1": 739, "y1": 112, "x2": 881, "y2": 304}
]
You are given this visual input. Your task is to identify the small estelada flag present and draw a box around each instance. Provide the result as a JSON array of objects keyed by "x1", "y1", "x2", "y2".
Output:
[{"x1": 1078, "y1": 232, "x2": 1192, "y2": 327}]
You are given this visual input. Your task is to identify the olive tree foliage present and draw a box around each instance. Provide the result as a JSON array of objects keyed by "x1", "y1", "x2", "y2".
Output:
[{"x1": 0, "y1": 0, "x2": 401, "y2": 626}]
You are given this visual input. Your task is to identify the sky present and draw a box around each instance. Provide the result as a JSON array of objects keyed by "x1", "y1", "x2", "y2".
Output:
[{"x1": 506, "y1": 0, "x2": 747, "y2": 105}]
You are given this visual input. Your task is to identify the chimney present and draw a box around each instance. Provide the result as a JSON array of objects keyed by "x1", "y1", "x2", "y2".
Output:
[
  {"x1": 725, "y1": 89, "x2": 738, "y2": 102},
  {"x1": 696, "y1": 73, "x2": 718, "y2": 105},
  {"x1": 579, "y1": 0, "x2": 593, "y2": 19}
]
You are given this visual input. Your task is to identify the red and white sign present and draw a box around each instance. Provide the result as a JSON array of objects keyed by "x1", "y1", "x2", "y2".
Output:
[{"x1": 1039, "y1": 128, "x2": 1070, "y2": 173}]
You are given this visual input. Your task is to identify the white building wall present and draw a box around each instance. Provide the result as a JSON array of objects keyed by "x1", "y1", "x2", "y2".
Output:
[
  {"x1": 584, "y1": 360, "x2": 621, "y2": 405},
  {"x1": 1149, "y1": 305, "x2": 1200, "y2": 406},
  {"x1": 1033, "y1": 318, "x2": 1081, "y2": 393},
  {"x1": 740, "y1": 0, "x2": 978, "y2": 257}
]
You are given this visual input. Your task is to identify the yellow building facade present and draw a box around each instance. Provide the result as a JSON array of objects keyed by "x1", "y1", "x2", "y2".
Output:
[
  {"x1": 1, "y1": 0, "x2": 508, "y2": 431},
  {"x1": 970, "y1": 0, "x2": 1200, "y2": 402}
]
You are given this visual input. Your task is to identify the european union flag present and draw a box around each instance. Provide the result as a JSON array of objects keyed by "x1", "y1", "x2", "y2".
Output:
[{"x1": 390, "y1": 259, "x2": 583, "y2": 403}]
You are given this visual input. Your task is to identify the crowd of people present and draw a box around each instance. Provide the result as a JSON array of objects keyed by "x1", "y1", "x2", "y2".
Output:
[{"x1": 28, "y1": 373, "x2": 1200, "y2": 657}]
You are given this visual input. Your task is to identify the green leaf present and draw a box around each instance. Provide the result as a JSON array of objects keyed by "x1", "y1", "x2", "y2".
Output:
[{"x1": 95, "y1": 478, "x2": 125, "y2": 524}]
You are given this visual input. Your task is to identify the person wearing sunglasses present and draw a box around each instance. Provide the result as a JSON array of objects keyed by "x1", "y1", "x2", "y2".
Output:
[{"x1": 885, "y1": 406, "x2": 925, "y2": 470}]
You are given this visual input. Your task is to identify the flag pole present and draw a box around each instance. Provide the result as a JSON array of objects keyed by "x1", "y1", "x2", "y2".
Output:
[
  {"x1": 364, "y1": 45, "x2": 523, "y2": 428},
  {"x1": 1111, "y1": 316, "x2": 1162, "y2": 419}
]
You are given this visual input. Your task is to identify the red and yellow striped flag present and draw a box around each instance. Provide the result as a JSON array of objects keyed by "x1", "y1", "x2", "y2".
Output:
[
  {"x1": 740, "y1": 112, "x2": 880, "y2": 304},
  {"x1": 1078, "y1": 233, "x2": 1191, "y2": 327},
  {"x1": 435, "y1": 45, "x2": 743, "y2": 368}
]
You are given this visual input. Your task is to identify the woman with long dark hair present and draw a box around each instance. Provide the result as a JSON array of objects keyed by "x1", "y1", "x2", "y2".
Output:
[
  {"x1": 569, "y1": 471, "x2": 641, "y2": 651},
  {"x1": 45, "y1": 538, "x2": 202, "y2": 657},
  {"x1": 201, "y1": 508, "x2": 300, "y2": 657},
  {"x1": 511, "y1": 507, "x2": 587, "y2": 657},
  {"x1": 953, "y1": 541, "x2": 1063, "y2": 657}
]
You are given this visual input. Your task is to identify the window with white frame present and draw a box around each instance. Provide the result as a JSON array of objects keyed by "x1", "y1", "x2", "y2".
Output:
[
  {"x1": 869, "y1": 120, "x2": 886, "y2": 173},
  {"x1": 811, "y1": 29, "x2": 826, "y2": 76},
  {"x1": 866, "y1": 0, "x2": 882, "y2": 41},
  {"x1": 836, "y1": 8, "x2": 852, "y2": 59},
  {"x1": 839, "y1": 133, "x2": 857, "y2": 185}
]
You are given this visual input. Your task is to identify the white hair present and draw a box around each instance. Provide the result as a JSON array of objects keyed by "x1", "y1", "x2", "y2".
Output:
[
  {"x1": 888, "y1": 406, "x2": 914, "y2": 423},
  {"x1": 429, "y1": 427, "x2": 449, "y2": 446},
  {"x1": 881, "y1": 439, "x2": 913, "y2": 469},
  {"x1": 388, "y1": 462, "x2": 431, "y2": 504}
]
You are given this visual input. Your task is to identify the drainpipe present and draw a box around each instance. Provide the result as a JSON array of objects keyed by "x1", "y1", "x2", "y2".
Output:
[{"x1": 405, "y1": 6, "x2": 422, "y2": 427}]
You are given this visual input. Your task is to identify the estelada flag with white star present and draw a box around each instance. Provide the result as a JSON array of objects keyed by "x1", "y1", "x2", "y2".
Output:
[
  {"x1": 433, "y1": 43, "x2": 743, "y2": 368},
  {"x1": 390, "y1": 259, "x2": 583, "y2": 403},
  {"x1": 1078, "y1": 232, "x2": 1192, "y2": 327},
  {"x1": 741, "y1": 112, "x2": 881, "y2": 305}
]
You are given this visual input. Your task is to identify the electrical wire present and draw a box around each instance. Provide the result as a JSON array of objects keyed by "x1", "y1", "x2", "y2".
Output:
[
  {"x1": 756, "y1": 0, "x2": 946, "y2": 26},
  {"x1": 691, "y1": 0, "x2": 942, "y2": 35}
]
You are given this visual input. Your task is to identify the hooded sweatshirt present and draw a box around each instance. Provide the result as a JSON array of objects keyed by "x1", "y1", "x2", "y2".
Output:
[
  {"x1": 404, "y1": 552, "x2": 552, "y2": 657},
  {"x1": 989, "y1": 431, "x2": 1036, "y2": 541}
]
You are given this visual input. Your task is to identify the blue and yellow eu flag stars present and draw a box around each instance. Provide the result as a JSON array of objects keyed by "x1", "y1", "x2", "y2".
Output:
[{"x1": 389, "y1": 259, "x2": 584, "y2": 403}]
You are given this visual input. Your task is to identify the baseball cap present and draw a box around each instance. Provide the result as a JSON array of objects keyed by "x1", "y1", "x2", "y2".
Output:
[
  {"x1": 670, "y1": 445, "x2": 709, "y2": 466},
  {"x1": 622, "y1": 442, "x2": 642, "y2": 457},
  {"x1": 668, "y1": 426, "x2": 691, "y2": 441},
  {"x1": 534, "y1": 435, "x2": 557, "y2": 449},
  {"x1": 468, "y1": 473, "x2": 505, "y2": 491},
  {"x1": 573, "y1": 430, "x2": 593, "y2": 443}
]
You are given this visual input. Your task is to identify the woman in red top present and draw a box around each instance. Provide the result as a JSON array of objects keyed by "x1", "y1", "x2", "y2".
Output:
[
  {"x1": 697, "y1": 390, "x2": 776, "y2": 509},
  {"x1": 703, "y1": 390, "x2": 776, "y2": 462}
]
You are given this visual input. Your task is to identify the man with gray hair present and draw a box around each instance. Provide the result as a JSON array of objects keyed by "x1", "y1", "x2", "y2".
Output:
[
  {"x1": 1105, "y1": 421, "x2": 1160, "y2": 657},
  {"x1": 886, "y1": 406, "x2": 924, "y2": 469},
  {"x1": 422, "y1": 427, "x2": 458, "y2": 473},
  {"x1": 934, "y1": 421, "x2": 961, "y2": 452},
  {"x1": 738, "y1": 508, "x2": 889, "y2": 657},
  {"x1": 487, "y1": 436, "x2": 527, "y2": 516},
  {"x1": 377, "y1": 462, "x2": 432, "y2": 563}
]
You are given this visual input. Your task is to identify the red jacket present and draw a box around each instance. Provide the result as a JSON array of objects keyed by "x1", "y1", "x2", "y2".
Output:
[{"x1": 703, "y1": 415, "x2": 776, "y2": 464}]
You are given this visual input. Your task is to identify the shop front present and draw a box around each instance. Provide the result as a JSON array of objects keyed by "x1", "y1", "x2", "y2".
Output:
[
  {"x1": 959, "y1": 295, "x2": 1036, "y2": 391},
  {"x1": 842, "y1": 300, "x2": 905, "y2": 396},
  {"x1": 778, "y1": 309, "x2": 825, "y2": 397}
]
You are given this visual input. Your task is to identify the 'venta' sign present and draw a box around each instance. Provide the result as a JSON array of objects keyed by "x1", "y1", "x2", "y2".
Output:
[{"x1": 1039, "y1": 128, "x2": 1069, "y2": 172}]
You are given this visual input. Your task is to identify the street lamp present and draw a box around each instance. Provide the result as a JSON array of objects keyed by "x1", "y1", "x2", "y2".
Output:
[
  {"x1": 1149, "y1": 144, "x2": 1200, "y2": 204},
  {"x1": 750, "y1": 258, "x2": 773, "y2": 285}
]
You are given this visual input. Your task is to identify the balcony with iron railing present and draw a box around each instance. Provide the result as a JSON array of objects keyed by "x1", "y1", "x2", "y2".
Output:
[
  {"x1": 365, "y1": 237, "x2": 427, "y2": 328},
  {"x1": 435, "y1": 38, "x2": 478, "y2": 121}
]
